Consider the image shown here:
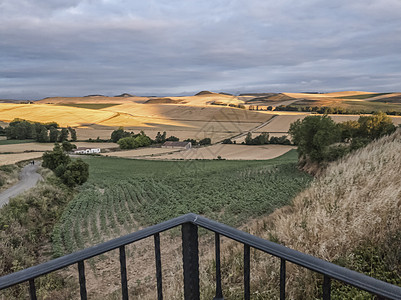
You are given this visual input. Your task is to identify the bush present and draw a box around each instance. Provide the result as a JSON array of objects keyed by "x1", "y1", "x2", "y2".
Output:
[
  {"x1": 42, "y1": 143, "x2": 89, "y2": 187},
  {"x1": 245, "y1": 132, "x2": 269, "y2": 145},
  {"x1": 166, "y1": 136, "x2": 179, "y2": 141},
  {"x1": 199, "y1": 138, "x2": 211, "y2": 145},
  {"x1": 59, "y1": 159, "x2": 89, "y2": 187},
  {"x1": 222, "y1": 138, "x2": 233, "y2": 144},
  {"x1": 111, "y1": 127, "x2": 131, "y2": 143},
  {"x1": 42, "y1": 144, "x2": 71, "y2": 171},
  {"x1": 289, "y1": 115, "x2": 341, "y2": 162}
]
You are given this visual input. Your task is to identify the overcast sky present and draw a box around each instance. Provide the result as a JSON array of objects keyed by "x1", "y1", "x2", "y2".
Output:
[{"x1": 1, "y1": 0, "x2": 401, "y2": 99}]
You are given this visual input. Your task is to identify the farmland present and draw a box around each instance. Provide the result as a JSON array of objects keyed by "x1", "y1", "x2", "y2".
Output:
[{"x1": 52, "y1": 150, "x2": 312, "y2": 255}]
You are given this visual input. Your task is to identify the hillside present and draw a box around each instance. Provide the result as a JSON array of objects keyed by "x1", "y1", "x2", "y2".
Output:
[{"x1": 230, "y1": 129, "x2": 401, "y2": 298}]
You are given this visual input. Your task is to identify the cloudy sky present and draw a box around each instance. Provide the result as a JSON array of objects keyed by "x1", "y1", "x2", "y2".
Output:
[{"x1": 1, "y1": 0, "x2": 401, "y2": 99}]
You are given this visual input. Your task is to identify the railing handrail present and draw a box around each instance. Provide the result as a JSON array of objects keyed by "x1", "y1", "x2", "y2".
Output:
[
  {"x1": 0, "y1": 214, "x2": 192, "y2": 290},
  {"x1": 1, "y1": 213, "x2": 401, "y2": 299}
]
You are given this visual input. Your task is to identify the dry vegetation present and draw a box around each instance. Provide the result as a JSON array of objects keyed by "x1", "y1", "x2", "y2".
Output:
[{"x1": 201, "y1": 129, "x2": 401, "y2": 298}]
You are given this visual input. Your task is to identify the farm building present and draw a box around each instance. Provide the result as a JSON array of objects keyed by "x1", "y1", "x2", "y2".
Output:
[
  {"x1": 73, "y1": 147, "x2": 101, "y2": 154},
  {"x1": 161, "y1": 141, "x2": 192, "y2": 150}
]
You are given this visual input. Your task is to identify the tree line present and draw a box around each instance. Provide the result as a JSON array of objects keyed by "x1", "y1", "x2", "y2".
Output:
[
  {"x1": 2, "y1": 119, "x2": 77, "y2": 142},
  {"x1": 110, "y1": 127, "x2": 212, "y2": 149},
  {"x1": 289, "y1": 112, "x2": 397, "y2": 164},
  {"x1": 222, "y1": 133, "x2": 291, "y2": 145},
  {"x1": 269, "y1": 105, "x2": 401, "y2": 115}
]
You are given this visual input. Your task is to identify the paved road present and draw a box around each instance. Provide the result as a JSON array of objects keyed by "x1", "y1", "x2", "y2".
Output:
[{"x1": 0, "y1": 161, "x2": 43, "y2": 208}]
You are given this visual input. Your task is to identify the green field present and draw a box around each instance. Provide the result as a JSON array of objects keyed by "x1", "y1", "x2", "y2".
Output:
[
  {"x1": 57, "y1": 103, "x2": 121, "y2": 109},
  {"x1": 0, "y1": 139, "x2": 34, "y2": 145},
  {"x1": 52, "y1": 150, "x2": 312, "y2": 256}
]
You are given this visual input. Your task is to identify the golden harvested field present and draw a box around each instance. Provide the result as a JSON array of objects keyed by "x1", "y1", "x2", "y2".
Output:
[
  {"x1": 283, "y1": 91, "x2": 375, "y2": 100},
  {"x1": 100, "y1": 147, "x2": 182, "y2": 158},
  {"x1": 36, "y1": 92, "x2": 243, "y2": 106},
  {"x1": 0, "y1": 142, "x2": 118, "y2": 153},
  {"x1": 255, "y1": 114, "x2": 309, "y2": 133},
  {"x1": 103, "y1": 103, "x2": 266, "y2": 122},
  {"x1": 0, "y1": 152, "x2": 44, "y2": 166},
  {"x1": 137, "y1": 144, "x2": 294, "y2": 160},
  {"x1": 36, "y1": 95, "x2": 149, "y2": 104},
  {"x1": 0, "y1": 103, "x2": 117, "y2": 127}
]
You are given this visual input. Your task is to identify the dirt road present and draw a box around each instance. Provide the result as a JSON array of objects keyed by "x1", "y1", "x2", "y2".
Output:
[{"x1": 0, "y1": 161, "x2": 42, "y2": 208}]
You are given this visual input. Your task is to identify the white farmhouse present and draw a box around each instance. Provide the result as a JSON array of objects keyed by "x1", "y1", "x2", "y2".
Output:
[{"x1": 73, "y1": 147, "x2": 101, "y2": 154}]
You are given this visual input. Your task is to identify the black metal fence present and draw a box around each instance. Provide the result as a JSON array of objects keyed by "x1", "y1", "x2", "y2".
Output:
[{"x1": 1, "y1": 213, "x2": 401, "y2": 299}]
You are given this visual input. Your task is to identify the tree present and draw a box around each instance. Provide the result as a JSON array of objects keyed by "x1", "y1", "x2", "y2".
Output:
[
  {"x1": 111, "y1": 127, "x2": 130, "y2": 143},
  {"x1": 68, "y1": 127, "x2": 77, "y2": 141},
  {"x1": 6, "y1": 119, "x2": 35, "y2": 139},
  {"x1": 62, "y1": 141, "x2": 77, "y2": 152},
  {"x1": 289, "y1": 115, "x2": 341, "y2": 162},
  {"x1": 245, "y1": 132, "x2": 253, "y2": 145},
  {"x1": 36, "y1": 126, "x2": 49, "y2": 143},
  {"x1": 49, "y1": 127, "x2": 59, "y2": 143},
  {"x1": 59, "y1": 159, "x2": 89, "y2": 187},
  {"x1": 58, "y1": 128, "x2": 69, "y2": 142},
  {"x1": 222, "y1": 138, "x2": 233, "y2": 144},
  {"x1": 199, "y1": 138, "x2": 211, "y2": 145},
  {"x1": 42, "y1": 143, "x2": 71, "y2": 170},
  {"x1": 166, "y1": 136, "x2": 179, "y2": 141},
  {"x1": 184, "y1": 138, "x2": 198, "y2": 146},
  {"x1": 0, "y1": 126, "x2": 5, "y2": 136},
  {"x1": 338, "y1": 120, "x2": 360, "y2": 142},
  {"x1": 118, "y1": 133, "x2": 152, "y2": 149},
  {"x1": 155, "y1": 131, "x2": 167, "y2": 143},
  {"x1": 357, "y1": 112, "x2": 396, "y2": 139}
]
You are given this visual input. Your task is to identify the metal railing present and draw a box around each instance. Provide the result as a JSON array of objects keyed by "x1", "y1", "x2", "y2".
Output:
[{"x1": 1, "y1": 213, "x2": 401, "y2": 299}]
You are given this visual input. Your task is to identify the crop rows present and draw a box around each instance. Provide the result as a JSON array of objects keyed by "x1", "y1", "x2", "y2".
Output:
[{"x1": 52, "y1": 155, "x2": 312, "y2": 256}]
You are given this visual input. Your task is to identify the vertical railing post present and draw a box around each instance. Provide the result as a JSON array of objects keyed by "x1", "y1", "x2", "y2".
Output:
[
  {"x1": 119, "y1": 245, "x2": 129, "y2": 300},
  {"x1": 154, "y1": 233, "x2": 163, "y2": 300},
  {"x1": 181, "y1": 222, "x2": 200, "y2": 300},
  {"x1": 280, "y1": 258, "x2": 286, "y2": 300},
  {"x1": 213, "y1": 233, "x2": 223, "y2": 300},
  {"x1": 323, "y1": 275, "x2": 331, "y2": 300},
  {"x1": 244, "y1": 244, "x2": 250, "y2": 300},
  {"x1": 78, "y1": 260, "x2": 87, "y2": 300},
  {"x1": 28, "y1": 279, "x2": 37, "y2": 300}
]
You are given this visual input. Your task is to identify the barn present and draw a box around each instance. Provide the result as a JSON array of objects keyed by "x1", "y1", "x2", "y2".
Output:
[{"x1": 161, "y1": 141, "x2": 192, "y2": 150}]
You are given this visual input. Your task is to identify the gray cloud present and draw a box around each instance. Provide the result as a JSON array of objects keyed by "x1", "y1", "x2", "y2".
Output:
[{"x1": 0, "y1": 0, "x2": 400, "y2": 99}]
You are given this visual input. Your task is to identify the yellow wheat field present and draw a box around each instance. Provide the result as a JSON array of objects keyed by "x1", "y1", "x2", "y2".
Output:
[
  {"x1": 0, "y1": 103, "x2": 117, "y2": 127},
  {"x1": 0, "y1": 152, "x2": 44, "y2": 166}
]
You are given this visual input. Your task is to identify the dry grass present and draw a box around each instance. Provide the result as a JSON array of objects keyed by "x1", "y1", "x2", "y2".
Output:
[
  {"x1": 0, "y1": 103, "x2": 117, "y2": 127},
  {"x1": 213, "y1": 129, "x2": 401, "y2": 298},
  {"x1": 0, "y1": 152, "x2": 44, "y2": 166}
]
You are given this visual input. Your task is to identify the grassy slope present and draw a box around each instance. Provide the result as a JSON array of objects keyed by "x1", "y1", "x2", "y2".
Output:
[{"x1": 221, "y1": 130, "x2": 401, "y2": 299}]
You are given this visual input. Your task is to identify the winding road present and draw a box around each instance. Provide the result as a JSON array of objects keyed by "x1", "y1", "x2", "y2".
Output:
[{"x1": 0, "y1": 161, "x2": 43, "y2": 208}]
